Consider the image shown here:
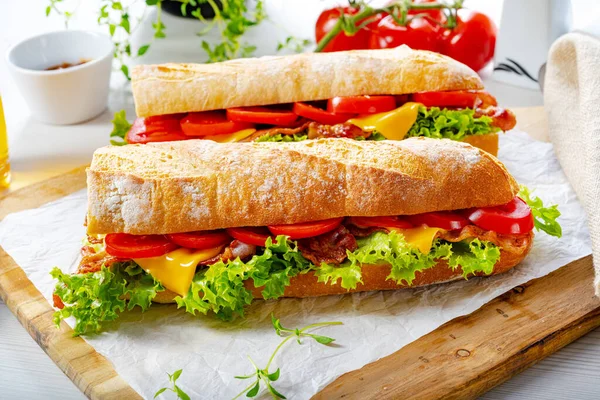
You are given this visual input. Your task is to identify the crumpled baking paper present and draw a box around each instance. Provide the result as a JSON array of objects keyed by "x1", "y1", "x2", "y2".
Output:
[{"x1": 0, "y1": 131, "x2": 592, "y2": 399}]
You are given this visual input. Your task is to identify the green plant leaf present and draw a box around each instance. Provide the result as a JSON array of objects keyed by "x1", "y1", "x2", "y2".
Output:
[
  {"x1": 246, "y1": 381, "x2": 260, "y2": 397},
  {"x1": 308, "y1": 334, "x2": 335, "y2": 345},
  {"x1": 519, "y1": 186, "x2": 562, "y2": 238},
  {"x1": 137, "y1": 44, "x2": 150, "y2": 56},
  {"x1": 171, "y1": 369, "x2": 183, "y2": 382},
  {"x1": 174, "y1": 385, "x2": 190, "y2": 400},
  {"x1": 266, "y1": 382, "x2": 286, "y2": 399},
  {"x1": 266, "y1": 368, "x2": 280, "y2": 381},
  {"x1": 153, "y1": 387, "x2": 167, "y2": 398},
  {"x1": 45, "y1": 6, "x2": 51, "y2": 16}
]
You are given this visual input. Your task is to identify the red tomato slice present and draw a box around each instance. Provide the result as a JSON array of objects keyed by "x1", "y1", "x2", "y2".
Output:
[
  {"x1": 412, "y1": 90, "x2": 498, "y2": 109},
  {"x1": 268, "y1": 217, "x2": 343, "y2": 240},
  {"x1": 126, "y1": 117, "x2": 189, "y2": 144},
  {"x1": 226, "y1": 227, "x2": 273, "y2": 247},
  {"x1": 226, "y1": 107, "x2": 298, "y2": 126},
  {"x1": 181, "y1": 111, "x2": 254, "y2": 137},
  {"x1": 105, "y1": 233, "x2": 179, "y2": 258},
  {"x1": 327, "y1": 95, "x2": 397, "y2": 114},
  {"x1": 347, "y1": 216, "x2": 413, "y2": 230},
  {"x1": 464, "y1": 197, "x2": 534, "y2": 235},
  {"x1": 145, "y1": 113, "x2": 186, "y2": 124},
  {"x1": 293, "y1": 102, "x2": 354, "y2": 125},
  {"x1": 406, "y1": 211, "x2": 470, "y2": 230},
  {"x1": 167, "y1": 230, "x2": 231, "y2": 250}
]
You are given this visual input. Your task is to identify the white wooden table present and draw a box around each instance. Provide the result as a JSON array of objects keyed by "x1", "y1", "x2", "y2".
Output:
[{"x1": 1, "y1": 1, "x2": 600, "y2": 399}]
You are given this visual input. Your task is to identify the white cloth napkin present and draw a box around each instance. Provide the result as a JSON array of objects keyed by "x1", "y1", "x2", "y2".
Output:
[{"x1": 545, "y1": 32, "x2": 600, "y2": 294}]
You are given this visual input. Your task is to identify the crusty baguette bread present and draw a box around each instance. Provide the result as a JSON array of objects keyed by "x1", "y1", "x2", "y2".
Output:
[
  {"x1": 132, "y1": 46, "x2": 483, "y2": 117},
  {"x1": 87, "y1": 137, "x2": 518, "y2": 235},
  {"x1": 151, "y1": 231, "x2": 532, "y2": 303}
]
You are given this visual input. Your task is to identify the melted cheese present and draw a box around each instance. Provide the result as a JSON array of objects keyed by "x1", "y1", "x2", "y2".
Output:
[
  {"x1": 388, "y1": 226, "x2": 442, "y2": 254},
  {"x1": 348, "y1": 102, "x2": 421, "y2": 140},
  {"x1": 134, "y1": 247, "x2": 223, "y2": 296},
  {"x1": 204, "y1": 128, "x2": 256, "y2": 143}
]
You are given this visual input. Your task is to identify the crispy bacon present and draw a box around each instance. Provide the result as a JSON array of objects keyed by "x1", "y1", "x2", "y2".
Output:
[
  {"x1": 53, "y1": 293, "x2": 65, "y2": 309},
  {"x1": 307, "y1": 122, "x2": 370, "y2": 139},
  {"x1": 298, "y1": 225, "x2": 357, "y2": 265},
  {"x1": 438, "y1": 225, "x2": 532, "y2": 255},
  {"x1": 199, "y1": 240, "x2": 256, "y2": 265},
  {"x1": 474, "y1": 106, "x2": 517, "y2": 131},
  {"x1": 243, "y1": 121, "x2": 312, "y2": 142},
  {"x1": 78, "y1": 245, "x2": 122, "y2": 274}
]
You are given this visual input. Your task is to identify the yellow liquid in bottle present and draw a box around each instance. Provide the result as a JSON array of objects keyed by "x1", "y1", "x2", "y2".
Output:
[{"x1": 0, "y1": 96, "x2": 10, "y2": 189}]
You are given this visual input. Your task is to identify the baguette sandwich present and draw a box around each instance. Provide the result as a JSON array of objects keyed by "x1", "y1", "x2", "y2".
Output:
[
  {"x1": 120, "y1": 46, "x2": 516, "y2": 155},
  {"x1": 52, "y1": 138, "x2": 559, "y2": 335}
]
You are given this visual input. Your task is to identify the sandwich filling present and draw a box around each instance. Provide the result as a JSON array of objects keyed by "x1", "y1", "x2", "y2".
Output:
[
  {"x1": 52, "y1": 189, "x2": 560, "y2": 335},
  {"x1": 116, "y1": 90, "x2": 516, "y2": 152}
]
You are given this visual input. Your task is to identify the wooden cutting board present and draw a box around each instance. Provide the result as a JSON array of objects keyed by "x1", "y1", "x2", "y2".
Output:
[{"x1": 0, "y1": 107, "x2": 598, "y2": 400}]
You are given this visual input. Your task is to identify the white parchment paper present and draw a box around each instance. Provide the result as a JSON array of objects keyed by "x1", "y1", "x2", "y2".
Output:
[{"x1": 0, "y1": 131, "x2": 592, "y2": 399}]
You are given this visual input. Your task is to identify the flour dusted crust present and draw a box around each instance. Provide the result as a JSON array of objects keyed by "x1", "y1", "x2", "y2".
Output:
[
  {"x1": 86, "y1": 137, "x2": 518, "y2": 235},
  {"x1": 131, "y1": 46, "x2": 483, "y2": 117},
  {"x1": 151, "y1": 232, "x2": 532, "y2": 303}
]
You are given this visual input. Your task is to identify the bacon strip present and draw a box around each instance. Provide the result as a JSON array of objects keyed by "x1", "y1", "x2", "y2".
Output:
[
  {"x1": 437, "y1": 225, "x2": 533, "y2": 256},
  {"x1": 297, "y1": 225, "x2": 357, "y2": 265},
  {"x1": 474, "y1": 106, "x2": 517, "y2": 131}
]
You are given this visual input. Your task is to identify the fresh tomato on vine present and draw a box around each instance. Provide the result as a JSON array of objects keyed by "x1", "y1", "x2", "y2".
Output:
[
  {"x1": 369, "y1": 14, "x2": 441, "y2": 52},
  {"x1": 315, "y1": 6, "x2": 383, "y2": 52},
  {"x1": 441, "y1": 9, "x2": 497, "y2": 72}
]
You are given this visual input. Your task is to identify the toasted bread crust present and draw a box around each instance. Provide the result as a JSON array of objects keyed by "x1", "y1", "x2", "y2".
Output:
[
  {"x1": 87, "y1": 138, "x2": 518, "y2": 235},
  {"x1": 151, "y1": 233, "x2": 532, "y2": 303},
  {"x1": 131, "y1": 46, "x2": 483, "y2": 117}
]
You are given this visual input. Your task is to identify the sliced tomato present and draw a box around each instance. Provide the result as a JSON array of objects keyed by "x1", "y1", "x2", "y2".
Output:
[
  {"x1": 167, "y1": 230, "x2": 231, "y2": 250},
  {"x1": 181, "y1": 111, "x2": 254, "y2": 137},
  {"x1": 105, "y1": 233, "x2": 179, "y2": 258},
  {"x1": 406, "y1": 211, "x2": 470, "y2": 230},
  {"x1": 412, "y1": 90, "x2": 498, "y2": 109},
  {"x1": 464, "y1": 197, "x2": 534, "y2": 235},
  {"x1": 293, "y1": 102, "x2": 354, "y2": 125},
  {"x1": 268, "y1": 217, "x2": 343, "y2": 240},
  {"x1": 226, "y1": 107, "x2": 298, "y2": 126},
  {"x1": 145, "y1": 113, "x2": 186, "y2": 124},
  {"x1": 226, "y1": 227, "x2": 273, "y2": 247},
  {"x1": 347, "y1": 216, "x2": 413, "y2": 230},
  {"x1": 327, "y1": 95, "x2": 397, "y2": 114},
  {"x1": 126, "y1": 117, "x2": 189, "y2": 144}
]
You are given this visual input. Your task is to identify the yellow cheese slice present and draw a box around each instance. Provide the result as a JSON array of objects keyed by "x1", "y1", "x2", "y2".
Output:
[
  {"x1": 134, "y1": 246, "x2": 223, "y2": 296},
  {"x1": 387, "y1": 226, "x2": 442, "y2": 254},
  {"x1": 348, "y1": 102, "x2": 421, "y2": 140},
  {"x1": 203, "y1": 128, "x2": 256, "y2": 143}
]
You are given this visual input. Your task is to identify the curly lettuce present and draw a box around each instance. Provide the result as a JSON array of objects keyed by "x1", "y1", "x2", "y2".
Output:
[
  {"x1": 255, "y1": 132, "x2": 308, "y2": 142},
  {"x1": 51, "y1": 262, "x2": 163, "y2": 336},
  {"x1": 174, "y1": 236, "x2": 311, "y2": 320},
  {"x1": 316, "y1": 231, "x2": 500, "y2": 290},
  {"x1": 406, "y1": 106, "x2": 498, "y2": 141},
  {"x1": 519, "y1": 186, "x2": 562, "y2": 238},
  {"x1": 52, "y1": 232, "x2": 501, "y2": 334}
]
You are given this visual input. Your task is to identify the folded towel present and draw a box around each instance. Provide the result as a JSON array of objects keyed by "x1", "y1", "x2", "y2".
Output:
[{"x1": 545, "y1": 32, "x2": 600, "y2": 294}]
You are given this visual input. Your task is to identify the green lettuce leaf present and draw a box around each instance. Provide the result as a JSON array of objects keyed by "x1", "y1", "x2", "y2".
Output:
[
  {"x1": 174, "y1": 236, "x2": 311, "y2": 320},
  {"x1": 51, "y1": 262, "x2": 163, "y2": 336},
  {"x1": 448, "y1": 239, "x2": 501, "y2": 276},
  {"x1": 519, "y1": 186, "x2": 562, "y2": 238},
  {"x1": 317, "y1": 231, "x2": 500, "y2": 290},
  {"x1": 407, "y1": 106, "x2": 498, "y2": 141},
  {"x1": 109, "y1": 110, "x2": 132, "y2": 146},
  {"x1": 254, "y1": 132, "x2": 308, "y2": 142}
]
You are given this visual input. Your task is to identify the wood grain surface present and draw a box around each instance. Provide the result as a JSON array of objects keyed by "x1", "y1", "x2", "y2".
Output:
[
  {"x1": 0, "y1": 107, "x2": 597, "y2": 400},
  {"x1": 314, "y1": 255, "x2": 599, "y2": 400},
  {"x1": 0, "y1": 167, "x2": 142, "y2": 400}
]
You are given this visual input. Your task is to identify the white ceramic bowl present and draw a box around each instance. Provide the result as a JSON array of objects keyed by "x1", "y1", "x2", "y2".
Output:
[{"x1": 6, "y1": 30, "x2": 113, "y2": 125}]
